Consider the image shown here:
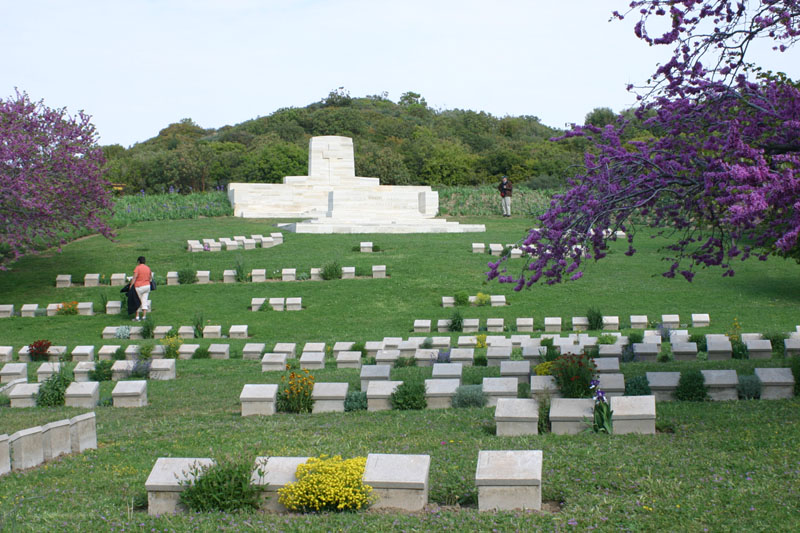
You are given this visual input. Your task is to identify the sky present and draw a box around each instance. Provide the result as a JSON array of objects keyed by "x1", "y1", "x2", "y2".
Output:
[{"x1": 2, "y1": 0, "x2": 798, "y2": 148}]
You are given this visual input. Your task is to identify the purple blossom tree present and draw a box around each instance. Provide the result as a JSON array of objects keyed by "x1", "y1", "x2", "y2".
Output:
[
  {"x1": 490, "y1": 1, "x2": 800, "y2": 288},
  {"x1": 0, "y1": 91, "x2": 113, "y2": 268}
]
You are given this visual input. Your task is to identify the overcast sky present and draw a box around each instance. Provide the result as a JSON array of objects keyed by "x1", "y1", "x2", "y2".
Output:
[{"x1": 2, "y1": 1, "x2": 797, "y2": 147}]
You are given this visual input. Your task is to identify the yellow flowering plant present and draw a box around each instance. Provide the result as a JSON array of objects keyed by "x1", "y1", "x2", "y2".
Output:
[{"x1": 278, "y1": 455, "x2": 372, "y2": 512}]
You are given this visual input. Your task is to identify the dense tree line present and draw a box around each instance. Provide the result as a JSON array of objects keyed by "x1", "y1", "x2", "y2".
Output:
[{"x1": 102, "y1": 90, "x2": 594, "y2": 193}]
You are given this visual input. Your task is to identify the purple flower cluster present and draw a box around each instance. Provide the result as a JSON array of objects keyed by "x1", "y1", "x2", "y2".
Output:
[{"x1": 489, "y1": 1, "x2": 800, "y2": 288}]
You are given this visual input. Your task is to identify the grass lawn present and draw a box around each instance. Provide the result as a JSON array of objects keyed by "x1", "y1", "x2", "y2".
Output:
[{"x1": 1, "y1": 214, "x2": 799, "y2": 532}]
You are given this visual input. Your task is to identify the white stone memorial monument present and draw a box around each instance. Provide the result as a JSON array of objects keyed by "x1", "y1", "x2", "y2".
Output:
[{"x1": 227, "y1": 136, "x2": 485, "y2": 234}]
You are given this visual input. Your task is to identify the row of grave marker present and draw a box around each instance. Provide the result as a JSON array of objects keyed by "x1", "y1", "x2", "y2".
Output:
[
  {"x1": 147, "y1": 451, "x2": 542, "y2": 515},
  {"x1": 0, "y1": 412, "x2": 96, "y2": 475},
  {"x1": 187, "y1": 233, "x2": 283, "y2": 252}
]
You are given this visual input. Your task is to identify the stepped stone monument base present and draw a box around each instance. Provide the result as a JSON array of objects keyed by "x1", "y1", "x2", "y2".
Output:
[{"x1": 228, "y1": 136, "x2": 485, "y2": 234}]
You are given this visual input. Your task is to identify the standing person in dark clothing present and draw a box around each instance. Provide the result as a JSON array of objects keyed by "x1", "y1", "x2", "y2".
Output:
[{"x1": 498, "y1": 175, "x2": 513, "y2": 217}]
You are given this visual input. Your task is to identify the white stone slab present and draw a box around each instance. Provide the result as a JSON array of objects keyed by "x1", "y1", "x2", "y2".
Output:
[
  {"x1": 251, "y1": 456, "x2": 310, "y2": 512},
  {"x1": 146, "y1": 457, "x2": 215, "y2": 516},
  {"x1": 112, "y1": 380, "x2": 148, "y2": 407},
  {"x1": 630, "y1": 315, "x2": 647, "y2": 329},
  {"x1": 299, "y1": 352, "x2": 325, "y2": 370},
  {"x1": 544, "y1": 317, "x2": 562, "y2": 332},
  {"x1": 10, "y1": 427, "x2": 44, "y2": 470},
  {"x1": 363, "y1": 453, "x2": 430, "y2": 511},
  {"x1": 311, "y1": 382, "x2": 349, "y2": 413},
  {"x1": 482, "y1": 377, "x2": 518, "y2": 407},
  {"x1": 272, "y1": 342, "x2": 297, "y2": 358},
  {"x1": 1, "y1": 362, "x2": 27, "y2": 383},
  {"x1": 755, "y1": 367, "x2": 795, "y2": 400},
  {"x1": 240, "y1": 384, "x2": 278, "y2": 416},
  {"x1": 549, "y1": 398, "x2": 594, "y2": 434},
  {"x1": 661, "y1": 314, "x2": 680, "y2": 329},
  {"x1": 475, "y1": 450, "x2": 542, "y2": 511},
  {"x1": 243, "y1": 343, "x2": 266, "y2": 360},
  {"x1": 69, "y1": 412, "x2": 97, "y2": 453},
  {"x1": 610, "y1": 395, "x2": 656, "y2": 434},
  {"x1": 691, "y1": 313, "x2": 710, "y2": 327},
  {"x1": 229, "y1": 325, "x2": 248, "y2": 339},
  {"x1": 494, "y1": 398, "x2": 539, "y2": 436},
  {"x1": 701, "y1": 369, "x2": 738, "y2": 401},
  {"x1": 424, "y1": 378, "x2": 460, "y2": 409},
  {"x1": 366, "y1": 380, "x2": 402, "y2": 411},
  {"x1": 336, "y1": 351, "x2": 362, "y2": 369},
  {"x1": 65, "y1": 381, "x2": 99, "y2": 408},
  {"x1": 42, "y1": 419, "x2": 73, "y2": 461},
  {"x1": 10, "y1": 383, "x2": 39, "y2": 407}
]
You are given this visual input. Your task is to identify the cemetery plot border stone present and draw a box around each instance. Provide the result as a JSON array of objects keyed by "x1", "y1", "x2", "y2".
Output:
[
  {"x1": 707, "y1": 337, "x2": 733, "y2": 360},
  {"x1": 272, "y1": 343, "x2": 297, "y2": 358},
  {"x1": 594, "y1": 357, "x2": 620, "y2": 374},
  {"x1": 21, "y1": 304, "x2": 39, "y2": 318},
  {"x1": 98, "y1": 345, "x2": 121, "y2": 360},
  {"x1": 223, "y1": 270, "x2": 236, "y2": 283},
  {"x1": 42, "y1": 419, "x2": 72, "y2": 461},
  {"x1": 102, "y1": 327, "x2": 119, "y2": 340},
  {"x1": 229, "y1": 325, "x2": 248, "y2": 339},
  {"x1": 487, "y1": 346, "x2": 512, "y2": 367},
  {"x1": 598, "y1": 373, "x2": 626, "y2": 397},
  {"x1": 424, "y1": 378, "x2": 460, "y2": 409},
  {"x1": 166, "y1": 272, "x2": 179, "y2": 286},
  {"x1": 9, "y1": 427, "x2": 44, "y2": 470},
  {"x1": 602, "y1": 316, "x2": 620, "y2": 331},
  {"x1": 65, "y1": 381, "x2": 99, "y2": 408},
  {"x1": 494, "y1": 398, "x2": 539, "y2": 436},
  {"x1": 252, "y1": 269, "x2": 267, "y2": 283},
  {"x1": 112, "y1": 380, "x2": 148, "y2": 407},
  {"x1": 700, "y1": 369, "x2": 738, "y2": 401},
  {"x1": 145, "y1": 457, "x2": 215, "y2": 516},
  {"x1": 457, "y1": 336, "x2": 478, "y2": 348},
  {"x1": 240, "y1": 384, "x2": 278, "y2": 416},
  {"x1": 661, "y1": 314, "x2": 680, "y2": 329},
  {"x1": 10, "y1": 383, "x2": 40, "y2": 407},
  {"x1": 544, "y1": 317, "x2": 562, "y2": 333},
  {"x1": 110, "y1": 273, "x2": 126, "y2": 286},
  {"x1": 449, "y1": 348, "x2": 474, "y2": 366},
  {"x1": 251, "y1": 297, "x2": 266, "y2": 311},
  {"x1": 269, "y1": 297, "x2": 285, "y2": 311},
  {"x1": 202, "y1": 325, "x2": 222, "y2": 339},
  {"x1": 243, "y1": 343, "x2": 265, "y2": 360},
  {"x1": 414, "y1": 348, "x2": 439, "y2": 367},
  {"x1": 549, "y1": 398, "x2": 594, "y2": 435},
  {"x1": 472, "y1": 242, "x2": 485, "y2": 253},
  {"x1": 251, "y1": 456, "x2": 310, "y2": 513},
  {"x1": 463, "y1": 318, "x2": 479, "y2": 333},
  {"x1": 261, "y1": 353, "x2": 288, "y2": 372},
  {"x1": 372, "y1": 265, "x2": 386, "y2": 278},
  {"x1": 692, "y1": 313, "x2": 710, "y2": 327},
  {"x1": 630, "y1": 315, "x2": 647, "y2": 329},
  {"x1": 360, "y1": 241, "x2": 373, "y2": 252},
  {"x1": 84, "y1": 273, "x2": 100, "y2": 287},
  {"x1": 413, "y1": 319, "x2": 431, "y2": 333},
  {"x1": 475, "y1": 450, "x2": 542, "y2": 511},
  {"x1": 70, "y1": 412, "x2": 97, "y2": 453},
  {"x1": 46, "y1": 303, "x2": 62, "y2": 316},
  {"x1": 516, "y1": 318, "x2": 534, "y2": 332},
  {"x1": 336, "y1": 351, "x2": 362, "y2": 370},
  {"x1": 490, "y1": 295, "x2": 506, "y2": 307},
  {"x1": 363, "y1": 453, "x2": 431, "y2": 512},
  {"x1": 633, "y1": 343, "x2": 659, "y2": 362},
  {"x1": 432, "y1": 362, "x2": 463, "y2": 384},
  {"x1": 598, "y1": 344, "x2": 623, "y2": 358},
  {"x1": 672, "y1": 342, "x2": 698, "y2": 361},
  {"x1": 746, "y1": 339, "x2": 773, "y2": 359},
  {"x1": 299, "y1": 352, "x2": 325, "y2": 370},
  {"x1": 646, "y1": 372, "x2": 680, "y2": 402},
  {"x1": 73, "y1": 362, "x2": 95, "y2": 382},
  {"x1": 149, "y1": 359, "x2": 176, "y2": 380},
  {"x1": 572, "y1": 317, "x2": 589, "y2": 331},
  {"x1": 366, "y1": 380, "x2": 402, "y2": 411},
  {"x1": 375, "y1": 349, "x2": 400, "y2": 366},
  {"x1": 196, "y1": 271, "x2": 210, "y2": 284},
  {"x1": 441, "y1": 296, "x2": 455, "y2": 308},
  {"x1": 286, "y1": 297, "x2": 302, "y2": 311},
  {"x1": 482, "y1": 377, "x2": 518, "y2": 407},
  {"x1": 754, "y1": 367, "x2": 795, "y2": 400},
  {"x1": 365, "y1": 341, "x2": 383, "y2": 358},
  {"x1": 610, "y1": 395, "x2": 657, "y2": 434},
  {"x1": 500, "y1": 360, "x2": 531, "y2": 385},
  {"x1": 208, "y1": 344, "x2": 230, "y2": 360},
  {"x1": 530, "y1": 376, "x2": 561, "y2": 401},
  {"x1": 153, "y1": 326, "x2": 173, "y2": 339},
  {"x1": 311, "y1": 382, "x2": 349, "y2": 413},
  {"x1": 0, "y1": 305, "x2": 14, "y2": 318},
  {"x1": 383, "y1": 337, "x2": 402, "y2": 349},
  {"x1": 282, "y1": 268, "x2": 296, "y2": 281},
  {"x1": 437, "y1": 319, "x2": 452, "y2": 332},
  {"x1": 0, "y1": 434, "x2": 8, "y2": 476},
  {"x1": 361, "y1": 365, "x2": 391, "y2": 391},
  {"x1": 106, "y1": 301, "x2": 122, "y2": 315},
  {"x1": 784, "y1": 338, "x2": 800, "y2": 357},
  {"x1": 56, "y1": 274, "x2": 72, "y2": 288},
  {"x1": 304, "y1": 342, "x2": 325, "y2": 353},
  {"x1": 487, "y1": 318, "x2": 504, "y2": 333},
  {"x1": 1, "y1": 363, "x2": 27, "y2": 383}
]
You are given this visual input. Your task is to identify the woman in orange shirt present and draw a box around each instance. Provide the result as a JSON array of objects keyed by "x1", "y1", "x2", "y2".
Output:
[{"x1": 131, "y1": 256, "x2": 153, "y2": 321}]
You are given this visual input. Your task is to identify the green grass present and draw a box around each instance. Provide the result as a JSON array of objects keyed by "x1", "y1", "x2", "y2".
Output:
[{"x1": 1, "y1": 214, "x2": 799, "y2": 531}]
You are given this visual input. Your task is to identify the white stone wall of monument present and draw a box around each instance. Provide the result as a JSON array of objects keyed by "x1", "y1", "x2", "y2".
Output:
[{"x1": 227, "y1": 135, "x2": 484, "y2": 233}]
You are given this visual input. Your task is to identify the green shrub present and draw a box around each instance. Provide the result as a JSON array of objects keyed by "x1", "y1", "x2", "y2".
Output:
[
  {"x1": 436, "y1": 349, "x2": 451, "y2": 363},
  {"x1": 321, "y1": 260, "x2": 342, "y2": 280},
  {"x1": 113, "y1": 346, "x2": 126, "y2": 361},
  {"x1": 27, "y1": 339, "x2": 52, "y2": 362},
  {"x1": 534, "y1": 361, "x2": 554, "y2": 375},
  {"x1": 89, "y1": 360, "x2": 113, "y2": 382},
  {"x1": 115, "y1": 326, "x2": 131, "y2": 340},
  {"x1": 628, "y1": 330, "x2": 644, "y2": 344},
  {"x1": 390, "y1": 380, "x2": 426, "y2": 410},
  {"x1": 658, "y1": 345, "x2": 672, "y2": 362},
  {"x1": 737, "y1": 374, "x2": 762, "y2": 400},
  {"x1": 160, "y1": 332, "x2": 183, "y2": 359},
  {"x1": 790, "y1": 356, "x2": 800, "y2": 396},
  {"x1": 278, "y1": 455, "x2": 372, "y2": 512},
  {"x1": 689, "y1": 333, "x2": 707, "y2": 353},
  {"x1": 420, "y1": 337, "x2": 433, "y2": 349},
  {"x1": 0, "y1": 394, "x2": 10, "y2": 408},
  {"x1": 37, "y1": 369, "x2": 72, "y2": 407},
  {"x1": 178, "y1": 268, "x2": 197, "y2": 285},
  {"x1": 475, "y1": 292, "x2": 491, "y2": 307},
  {"x1": 394, "y1": 356, "x2": 416, "y2": 368},
  {"x1": 139, "y1": 343, "x2": 153, "y2": 361},
  {"x1": 448, "y1": 310, "x2": 464, "y2": 332},
  {"x1": 552, "y1": 353, "x2": 597, "y2": 398},
  {"x1": 451, "y1": 384, "x2": 487, "y2": 408},
  {"x1": 731, "y1": 339, "x2": 748, "y2": 359},
  {"x1": 474, "y1": 353, "x2": 488, "y2": 366},
  {"x1": 538, "y1": 395, "x2": 551, "y2": 434},
  {"x1": 344, "y1": 391, "x2": 367, "y2": 411},
  {"x1": 193, "y1": 346, "x2": 210, "y2": 359},
  {"x1": 234, "y1": 256, "x2": 248, "y2": 283},
  {"x1": 180, "y1": 457, "x2": 264, "y2": 513},
  {"x1": 763, "y1": 331, "x2": 788, "y2": 355},
  {"x1": 587, "y1": 307, "x2": 603, "y2": 330},
  {"x1": 517, "y1": 382, "x2": 531, "y2": 398},
  {"x1": 192, "y1": 312, "x2": 204, "y2": 339},
  {"x1": 584, "y1": 345, "x2": 600, "y2": 358},
  {"x1": 350, "y1": 341, "x2": 367, "y2": 358},
  {"x1": 453, "y1": 291, "x2": 470, "y2": 307},
  {"x1": 675, "y1": 369, "x2": 708, "y2": 401},
  {"x1": 140, "y1": 317, "x2": 154, "y2": 339},
  {"x1": 625, "y1": 375, "x2": 652, "y2": 396},
  {"x1": 597, "y1": 334, "x2": 616, "y2": 345}
]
